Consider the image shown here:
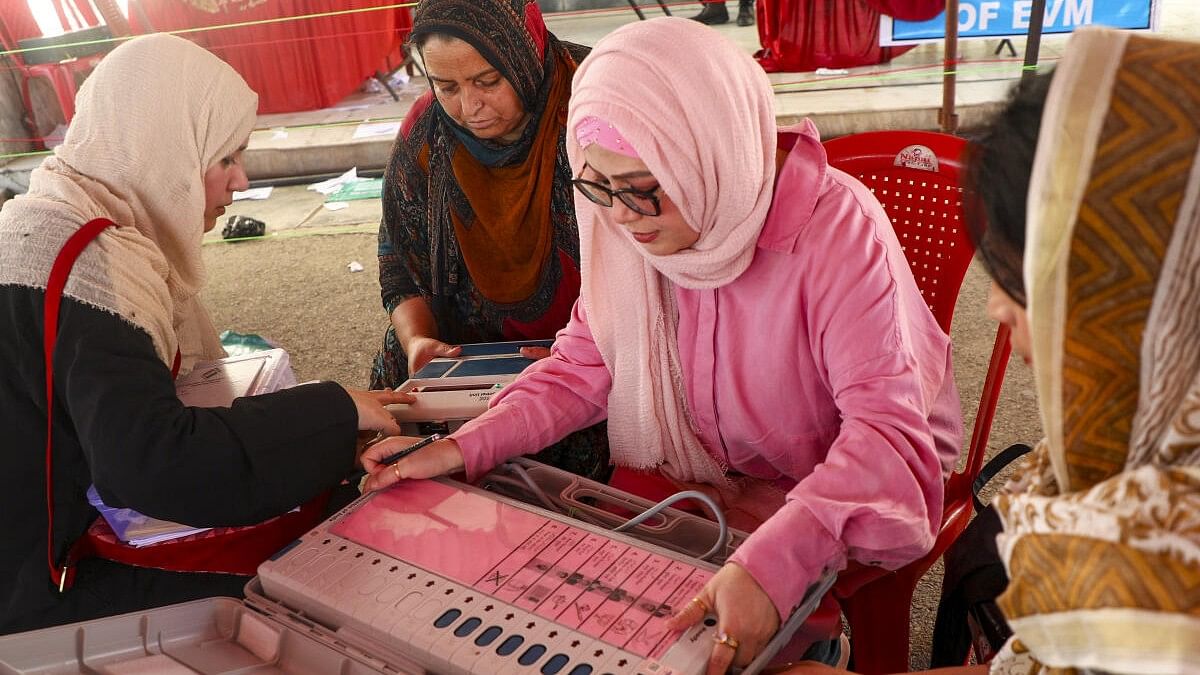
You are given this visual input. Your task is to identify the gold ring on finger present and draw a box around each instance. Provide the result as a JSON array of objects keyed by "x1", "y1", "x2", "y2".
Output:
[
  {"x1": 713, "y1": 631, "x2": 739, "y2": 650},
  {"x1": 688, "y1": 596, "x2": 710, "y2": 614},
  {"x1": 393, "y1": 464, "x2": 402, "y2": 481}
]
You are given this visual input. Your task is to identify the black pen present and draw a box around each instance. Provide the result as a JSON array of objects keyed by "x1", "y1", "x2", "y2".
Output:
[{"x1": 378, "y1": 433, "x2": 443, "y2": 466}]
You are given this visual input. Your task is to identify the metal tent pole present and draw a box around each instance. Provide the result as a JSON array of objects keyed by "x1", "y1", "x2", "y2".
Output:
[
  {"x1": 940, "y1": 0, "x2": 960, "y2": 133},
  {"x1": 1021, "y1": 0, "x2": 1047, "y2": 84}
]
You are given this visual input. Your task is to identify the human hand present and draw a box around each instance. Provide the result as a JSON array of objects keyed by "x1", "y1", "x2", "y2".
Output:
[
  {"x1": 518, "y1": 345, "x2": 553, "y2": 360},
  {"x1": 667, "y1": 562, "x2": 780, "y2": 675},
  {"x1": 360, "y1": 437, "x2": 465, "y2": 492},
  {"x1": 406, "y1": 336, "x2": 461, "y2": 376},
  {"x1": 345, "y1": 388, "x2": 412, "y2": 435},
  {"x1": 355, "y1": 430, "x2": 382, "y2": 466}
]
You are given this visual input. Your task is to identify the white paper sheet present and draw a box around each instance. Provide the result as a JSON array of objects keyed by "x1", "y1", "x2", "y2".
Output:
[
  {"x1": 307, "y1": 167, "x2": 358, "y2": 195},
  {"x1": 352, "y1": 121, "x2": 401, "y2": 140},
  {"x1": 232, "y1": 186, "x2": 273, "y2": 201}
]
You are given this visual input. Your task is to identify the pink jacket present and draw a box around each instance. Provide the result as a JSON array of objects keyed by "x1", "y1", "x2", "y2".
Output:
[{"x1": 453, "y1": 126, "x2": 962, "y2": 618}]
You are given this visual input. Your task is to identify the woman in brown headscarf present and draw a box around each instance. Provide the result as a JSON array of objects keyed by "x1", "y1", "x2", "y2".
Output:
[
  {"x1": 372, "y1": 0, "x2": 607, "y2": 480},
  {"x1": 372, "y1": 0, "x2": 589, "y2": 388}
]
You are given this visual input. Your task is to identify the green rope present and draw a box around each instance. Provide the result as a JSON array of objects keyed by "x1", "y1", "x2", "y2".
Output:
[{"x1": 1, "y1": 2, "x2": 418, "y2": 58}]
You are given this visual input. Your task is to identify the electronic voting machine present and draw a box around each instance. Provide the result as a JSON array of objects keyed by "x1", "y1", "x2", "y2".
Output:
[
  {"x1": 0, "y1": 463, "x2": 829, "y2": 675},
  {"x1": 388, "y1": 340, "x2": 553, "y2": 436}
]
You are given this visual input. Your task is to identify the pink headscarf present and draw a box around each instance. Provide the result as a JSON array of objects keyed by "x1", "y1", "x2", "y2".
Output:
[{"x1": 567, "y1": 18, "x2": 777, "y2": 493}]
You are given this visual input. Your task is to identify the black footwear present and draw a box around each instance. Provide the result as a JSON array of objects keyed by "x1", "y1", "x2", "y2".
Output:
[
  {"x1": 690, "y1": 2, "x2": 729, "y2": 25},
  {"x1": 736, "y1": 0, "x2": 754, "y2": 26}
]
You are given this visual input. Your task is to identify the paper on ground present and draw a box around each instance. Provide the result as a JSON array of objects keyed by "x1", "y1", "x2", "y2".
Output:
[
  {"x1": 353, "y1": 121, "x2": 401, "y2": 140},
  {"x1": 308, "y1": 167, "x2": 358, "y2": 195},
  {"x1": 233, "y1": 186, "x2": 273, "y2": 201},
  {"x1": 324, "y1": 177, "x2": 383, "y2": 202}
]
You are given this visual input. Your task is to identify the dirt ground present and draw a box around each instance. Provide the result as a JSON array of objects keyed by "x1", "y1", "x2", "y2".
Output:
[{"x1": 200, "y1": 230, "x2": 1041, "y2": 669}]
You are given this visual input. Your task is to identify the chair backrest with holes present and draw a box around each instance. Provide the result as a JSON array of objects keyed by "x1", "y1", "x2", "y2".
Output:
[
  {"x1": 824, "y1": 130, "x2": 1013, "y2": 675},
  {"x1": 823, "y1": 130, "x2": 974, "y2": 335}
]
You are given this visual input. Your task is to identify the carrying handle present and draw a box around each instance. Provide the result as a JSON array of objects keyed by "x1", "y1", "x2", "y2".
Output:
[
  {"x1": 971, "y1": 443, "x2": 1033, "y2": 513},
  {"x1": 558, "y1": 485, "x2": 671, "y2": 530}
]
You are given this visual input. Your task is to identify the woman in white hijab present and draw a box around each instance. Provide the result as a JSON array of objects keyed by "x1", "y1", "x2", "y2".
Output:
[{"x1": 0, "y1": 34, "x2": 405, "y2": 633}]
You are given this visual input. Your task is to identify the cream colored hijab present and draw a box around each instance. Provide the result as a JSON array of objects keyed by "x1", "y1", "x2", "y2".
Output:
[
  {"x1": 0, "y1": 33, "x2": 256, "y2": 372},
  {"x1": 991, "y1": 28, "x2": 1200, "y2": 674},
  {"x1": 566, "y1": 18, "x2": 776, "y2": 494}
]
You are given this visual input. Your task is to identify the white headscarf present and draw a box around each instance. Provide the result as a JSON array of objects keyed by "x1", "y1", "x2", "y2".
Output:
[{"x1": 0, "y1": 33, "x2": 257, "y2": 372}]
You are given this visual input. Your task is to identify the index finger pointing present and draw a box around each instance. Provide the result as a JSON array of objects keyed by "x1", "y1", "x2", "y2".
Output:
[{"x1": 377, "y1": 390, "x2": 416, "y2": 405}]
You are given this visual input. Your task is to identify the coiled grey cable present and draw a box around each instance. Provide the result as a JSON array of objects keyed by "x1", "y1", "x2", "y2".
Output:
[{"x1": 612, "y1": 490, "x2": 729, "y2": 561}]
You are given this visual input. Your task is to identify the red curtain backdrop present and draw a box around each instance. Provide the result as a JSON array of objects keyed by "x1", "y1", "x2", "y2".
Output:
[
  {"x1": 138, "y1": 0, "x2": 413, "y2": 113},
  {"x1": 1, "y1": 2, "x2": 46, "y2": 43},
  {"x1": 754, "y1": 0, "x2": 943, "y2": 73}
]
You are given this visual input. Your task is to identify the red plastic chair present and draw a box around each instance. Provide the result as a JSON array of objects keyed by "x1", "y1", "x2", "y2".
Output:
[
  {"x1": 0, "y1": 15, "x2": 105, "y2": 135},
  {"x1": 822, "y1": 130, "x2": 1012, "y2": 673}
]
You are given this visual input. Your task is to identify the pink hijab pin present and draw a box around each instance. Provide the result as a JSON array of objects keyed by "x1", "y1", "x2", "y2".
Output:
[{"x1": 574, "y1": 116, "x2": 641, "y2": 159}]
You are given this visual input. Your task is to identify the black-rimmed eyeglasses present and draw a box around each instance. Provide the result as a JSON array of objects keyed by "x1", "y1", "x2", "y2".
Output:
[{"x1": 571, "y1": 167, "x2": 662, "y2": 217}]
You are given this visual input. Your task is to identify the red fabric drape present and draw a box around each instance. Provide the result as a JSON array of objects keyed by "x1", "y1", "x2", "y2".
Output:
[
  {"x1": 54, "y1": 0, "x2": 101, "y2": 31},
  {"x1": 755, "y1": 0, "x2": 943, "y2": 73},
  {"x1": 868, "y1": 0, "x2": 944, "y2": 20},
  {"x1": 139, "y1": 0, "x2": 412, "y2": 113},
  {"x1": 1, "y1": 2, "x2": 46, "y2": 44}
]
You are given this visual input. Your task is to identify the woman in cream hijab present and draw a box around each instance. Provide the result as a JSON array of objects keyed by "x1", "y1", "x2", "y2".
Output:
[
  {"x1": 0, "y1": 34, "x2": 404, "y2": 633},
  {"x1": 795, "y1": 27, "x2": 1200, "y2": 675}
]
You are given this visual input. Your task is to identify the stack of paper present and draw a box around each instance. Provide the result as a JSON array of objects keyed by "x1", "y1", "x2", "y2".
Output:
[
  {"x1": 175, "y1": 349, "x2": 295, "y2": 406},
  {"x1": 87, "y1": 487, "x2": 209, "y2": 547}
]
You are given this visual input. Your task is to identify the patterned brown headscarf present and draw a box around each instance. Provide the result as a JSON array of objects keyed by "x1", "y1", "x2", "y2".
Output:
[
  {"x1": 989, "y1": 28, "x2": 1200, "y2": 674},
  {"x1": 380, "y1": 0, "x2": 587, "y2": 313},
  {"x1": 410, "y1": 0, "x2": 548, "y2": 112}
]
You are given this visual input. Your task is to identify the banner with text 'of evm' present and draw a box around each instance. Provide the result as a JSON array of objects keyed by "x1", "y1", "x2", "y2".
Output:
[{"x1": 881, "y1": 0, "x2": 1158, "y2": 46}]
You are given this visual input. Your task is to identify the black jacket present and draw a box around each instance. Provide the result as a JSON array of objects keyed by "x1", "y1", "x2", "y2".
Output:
[{"x1": 0, "y1": 286, "x2": 358, "y2": 633}]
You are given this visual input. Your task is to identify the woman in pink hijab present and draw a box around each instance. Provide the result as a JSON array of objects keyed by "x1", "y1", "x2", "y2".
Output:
[{"x1": 364, "y1": 17, "x2": 961, "y2": 671}]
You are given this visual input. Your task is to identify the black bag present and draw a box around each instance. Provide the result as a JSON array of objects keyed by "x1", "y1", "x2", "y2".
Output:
[
  {"x1": 930, "y1": 443, "x2": 1032, "y2": 667},
  {"x1": 221, "y1": 215, "x2": 266, "y2": 240}
]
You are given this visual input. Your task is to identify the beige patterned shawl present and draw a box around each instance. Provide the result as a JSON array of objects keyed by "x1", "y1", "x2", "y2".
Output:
[{"x1": 990, "y1": 28, "x2": 1200, "y2": 675}]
